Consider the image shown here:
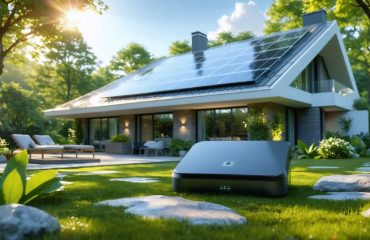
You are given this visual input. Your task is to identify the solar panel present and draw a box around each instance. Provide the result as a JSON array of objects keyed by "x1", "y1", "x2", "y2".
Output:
[{"x1": 105, "y1": 27, "x2": 309, "y2": 98}]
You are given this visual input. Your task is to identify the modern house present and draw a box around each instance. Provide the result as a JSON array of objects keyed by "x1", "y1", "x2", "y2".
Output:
[{"x1": 45, "y1": 10, "x2": 368, "y2": 151}]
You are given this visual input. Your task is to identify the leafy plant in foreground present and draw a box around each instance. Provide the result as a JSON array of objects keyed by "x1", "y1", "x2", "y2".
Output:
[
  {"x1": 295, "y1": 140, "x2": 320, "y2": 159},
  {"x1": 0, "y1": 150, "x2": 61, "y2": 204},
  {"x1": 318, "y1": 137, "x2": 353, "y2": 159}
]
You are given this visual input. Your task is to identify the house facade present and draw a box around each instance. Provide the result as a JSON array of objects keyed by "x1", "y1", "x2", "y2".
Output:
[{"x1": 45, "y1": 10, "x2": 368, "y2": 151}]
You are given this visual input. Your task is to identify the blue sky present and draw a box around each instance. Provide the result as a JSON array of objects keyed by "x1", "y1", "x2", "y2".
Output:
[{"x1": 79, "y1": 0, "x2": 273, "y2": 65}]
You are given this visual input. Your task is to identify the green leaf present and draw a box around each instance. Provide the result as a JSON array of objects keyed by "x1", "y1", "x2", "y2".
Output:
[
  {"x1": 22, "y1": 178, "x2": 61, "y2": 204},
  {"x1": 2, "y1": 169, "x2": 24, "y2": 203},
  {"x1": 25, "y1": 170, "x2": 58, "y2": 195},
  {"x1": 2, "y1": 150, "x2": 28, "y2": 188}
]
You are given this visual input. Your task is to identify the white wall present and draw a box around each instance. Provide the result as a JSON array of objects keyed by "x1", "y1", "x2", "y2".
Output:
[{"x1": 325, "y1": 110, "x2": 369, "y2": 136}]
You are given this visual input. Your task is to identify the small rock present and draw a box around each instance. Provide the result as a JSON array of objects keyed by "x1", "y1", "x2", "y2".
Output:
[
  {"x1": 0, "y1": 204, "x2": 60, "y2": 240},
  {"x1": 357, "y1": 167, "x2": 370, "y2": 172},
  {"x1": 309, "y1": 192, "x2": 370, "y2": 201},
  {"x1": 110, "y1": 177, "x2": 159, "y2": 183},
  {"x1": 96, "y1": 195, "x2": 246, "y2": 225},
  {"x1": 313, "y1": 174, "x2": 370, "y2": 192},
  {"x1": 307, "y1": 166, "x2": 339, "y2": 169},
  {"x1": 76, "y1": 170, "x2": 118, "y2": 176}
]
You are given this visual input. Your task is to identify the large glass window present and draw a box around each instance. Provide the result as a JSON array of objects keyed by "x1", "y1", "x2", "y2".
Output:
[
  {"x1": 197, "y1": 107, "x2": 248, "y2": 141},
  {"x1": 88, "y1": 117, "x2": 119, "y2": 151},
  {"x1": 137, "y1": 113, "x2": 173, "y2": 143}
]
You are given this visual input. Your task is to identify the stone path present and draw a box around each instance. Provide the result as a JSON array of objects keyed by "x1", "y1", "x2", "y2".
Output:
[
  {"x1": 109, "y1": 177, "x2": 159, "y2": 183},
  {"x1": 95, "y1": 195, "x2": 246, "y2": 225},
  {"x1": 76, "y1": 170, "x2": 119, "y2": 176},
  {"x1": 309, "y1": 192, "x2": 370, "y2": 200},
  {"x1": 313, "y1": 174, "x2": 370, "y2": 192},
  {"x1": 307, "y1": 166, "x2": 339, "y2": 169}
]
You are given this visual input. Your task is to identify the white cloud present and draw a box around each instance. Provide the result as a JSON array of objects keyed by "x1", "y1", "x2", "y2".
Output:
[{"x1": 208, "y1": 1, "x2": 266, "y2": 40}]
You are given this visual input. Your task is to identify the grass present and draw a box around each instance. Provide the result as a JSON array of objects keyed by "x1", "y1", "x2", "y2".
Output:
[{"x1": 25, "y1": 158, "x2": 370, "y2": 239}]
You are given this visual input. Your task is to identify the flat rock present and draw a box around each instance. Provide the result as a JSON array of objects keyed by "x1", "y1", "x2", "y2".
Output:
[
  {"x1": 361, "y1": 209, "x2": 370, "y2": 217},
  {"x1": 96, "y1": 195, "x2": 246, "y2": 225},
  {"x1": 309, "y1": 192, "x2": 370, "y2": 200},
  {"x1": 308, "y1": 166, "x2": 339, "y2": 169},
  {"x1": 110, "y1": 177, "x2": 159, "y2": 183},
  {"x1": 357, "y1": 167, "x2": 370, "y2": 172},
  {"x1": 76, "y1": 170, "x2": 118, "y2": 176},
  {"x1": 313, "y1": 174, "x2": 370, "y2": 192},
  {"x1": 0, "y1": 204, "x2": 60, "y2": 240}
]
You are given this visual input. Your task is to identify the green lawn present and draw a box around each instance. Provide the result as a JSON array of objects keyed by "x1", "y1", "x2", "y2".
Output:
[{"x1": 29, "y1": 158, "x2": 370, "y2": 240}]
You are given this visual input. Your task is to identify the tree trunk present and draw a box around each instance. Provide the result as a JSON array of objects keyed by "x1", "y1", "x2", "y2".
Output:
[{"x1": 0, "y1": 41, "x2": 4, "y2": 76}]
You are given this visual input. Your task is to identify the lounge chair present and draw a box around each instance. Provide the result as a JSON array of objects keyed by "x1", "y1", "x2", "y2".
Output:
[
  {"x1": 33, "y1": 135, "x2": 95, "y2": 158},
  {"x1": 11, "y1": 134, "x2": 64, "y2": 159}
]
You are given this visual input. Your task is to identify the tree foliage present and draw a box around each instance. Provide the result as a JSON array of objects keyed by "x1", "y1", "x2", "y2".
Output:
[
  {"x1": 209, "y1": 31, "x2": 255, "y2": 47},
  {"x1": 264, "y1": 0, "x2": 370, "y2": 99},
  {"x1": 0, "y1": 0, "x2": 106, "y2": 76},
  {"x1": 31, "y1": 30, "x2": 97, "y2": 105},
  {"x1": 110, "y1": 42, "x2": 153, "y2": 77},
  {"x1": 169, "y1": 40, "x2": 191, "y2": 56}
]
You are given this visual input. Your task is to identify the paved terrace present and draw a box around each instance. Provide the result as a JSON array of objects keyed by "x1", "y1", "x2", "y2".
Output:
[{"x1": 0, "y1": 153, "x2": 181, "y2": 171}]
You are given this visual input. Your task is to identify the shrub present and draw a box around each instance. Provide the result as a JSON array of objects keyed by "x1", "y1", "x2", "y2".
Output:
[
  {"x1": 67, "y1": 128, "x2": 77, "y2": 144},
  {"x1": 0, "y1": 150, "x2": 61, "y2": 204},
  {"x1": 0, "y1": 137, "x2": 11, "y2": 156},
  {"x1": 350, "y1": 136, "x2": 366, "y2": 156},
  {"x1": 358, "y1": 132, "x2": 370, "y2": 149},
  {"x1": 169, "y1": 138, "x2": 193, "y2": 156},
  {"x1": 317, "y1": 137, "x2": 352, "y2": 159},
  {"x1": 295, "y1": 140, "x2": 320, "y2": 159},
  {"x1": 353, "y1": 97, "x2": 369, "y2": 110},
  {"x1": 111, "y1": 134, "x2": 130, "y2": 143},
  {"x1": 248, "y1": 122, "x2": 271, "y2": 140},
  {"x1": 339, "y1": 117, "x2": 352, "y2": 136}
]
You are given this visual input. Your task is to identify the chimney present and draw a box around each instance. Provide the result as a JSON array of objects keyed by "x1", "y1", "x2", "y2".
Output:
[
  {"x1": 303, "y1": 9, "x2": 327, "y2": 26},
  {"x1": 191, "y1": 31, "x2": 208, "y2": 52}
]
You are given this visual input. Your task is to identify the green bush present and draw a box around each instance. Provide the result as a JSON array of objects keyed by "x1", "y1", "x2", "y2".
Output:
[
  {"x1": 318, "y1": 137, "x2": 353, "y2": 159},
  {"x1": 0, "y1": 137, "x2": 11, "y2": 156},
  {"x1": 0, "y1": 150, "x2": 61, "y2": 204},
  {"x1": 358, "y1": 132, "x2": 370, "y2": 149},
  {"x1": 248, "y1": 122, "x2": 271, "y2": 140},
  {"x1": 169, "y1": 138, "x2": 193, "y2": 156},
  {"x1": 350, "y1": 136, "x2": 366, "y2": 156},
  {"x1": 295, "y1": 140, "x2": 320, "y2": 159},
  {"x1": 111, "y1": 134, "x2": 130, "y2": 143},
  {"x1": 353, "y1": 97, "x2": 369, "y2": 110}
]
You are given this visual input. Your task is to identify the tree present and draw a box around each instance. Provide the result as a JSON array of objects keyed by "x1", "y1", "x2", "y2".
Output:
[
  {"x1": 169, "y1": 40, "x2": 191, "y2": 56},
  {"x1": 264, "y1": 0, "x2": 370, "y2": 100},
  {"x1": 0, "y1": 0, "x2": 106, "y2": 76},
  {"x1": 32, "y1": 30, "x2": 97, "y2": 105},
  {"x1": 209, "y1": 31, "x2": 255, "y2": 47},
  {"x1": 110, "y1": 43, "x2": 153, "y2": 77},
  {"x1": 0, "y1": 82, "x2": 44, "y2": 136}
]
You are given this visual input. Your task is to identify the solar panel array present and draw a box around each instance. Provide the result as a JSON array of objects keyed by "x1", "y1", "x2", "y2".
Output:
[{"x1": 105, "y1": 27, "x2": 309, "y2": 98}]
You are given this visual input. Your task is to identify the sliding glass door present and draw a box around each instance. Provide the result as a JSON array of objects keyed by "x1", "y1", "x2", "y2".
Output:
[
  {"x1": 88, "y1": 117, "x2": 119, "y2": 151},
  {"x1": 137, "y1": 113, "x2": 173, "y2": 145}
]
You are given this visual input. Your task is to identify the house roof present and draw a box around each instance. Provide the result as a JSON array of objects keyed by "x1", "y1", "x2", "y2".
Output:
[{"x1": 45, "y1": 21, "x2": 358, "y2": 118}]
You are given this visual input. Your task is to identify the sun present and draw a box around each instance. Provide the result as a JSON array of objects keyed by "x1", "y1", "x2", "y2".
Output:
[{"x1": 62, "y1": 9, "x2": 85, "y2": 30}]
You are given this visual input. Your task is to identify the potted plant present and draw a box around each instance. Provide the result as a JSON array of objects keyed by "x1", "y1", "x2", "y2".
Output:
[
  {"x1": 0, "y1": 138, "x2": 12, "y2": 162},
  {"x1": 169, "y1": 138, "x2": 193, "y2": 157},
  {"x1": 105, "y1": 134, "x2": 131, "y2": 154}
]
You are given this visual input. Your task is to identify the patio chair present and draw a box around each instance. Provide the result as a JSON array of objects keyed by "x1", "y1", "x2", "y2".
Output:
[
  {"x1": 11, "y1": 134, "x2": 64, "y2": 159},
  {"x1": 33, "y1": 135, "x2": 95, "y2": 158},
  {"x1": 131, "y1": 141, "x2": 142, "y2": 155},
  {"x1": 140, "y1": 141, "x2": 165, "y2": 156}
]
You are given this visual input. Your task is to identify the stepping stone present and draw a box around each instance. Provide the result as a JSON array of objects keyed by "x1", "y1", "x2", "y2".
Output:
[
  {"x1": 76, "y1": 170, "x2": 118, "y2": 176},
  {"x1": 309, "y1": 192, "x2": 370, "y2": 201},
  {"x1": 308, "y1": 166, "x2": 339, "y2": 169},
  {"x1": 60, "y1": 181, "x2": 73, "y2": 185},
  {"x1": 313, "y1": 174, "x2": 370, "y2": 192},
  {"x1": 110, "y1": 177, "x2": 159, "y2": 183},
  {"x1": 361, "y1": 162, "x2": 370, "y2": 167},
  {"x1": 96, "y1": 195, "x2": 246, "y2": 225},
  {"x1": 357, "y1": 167, "x2": 370, "y2": 172}
]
